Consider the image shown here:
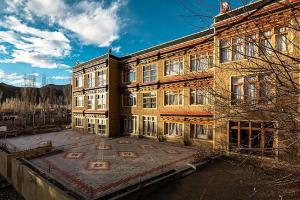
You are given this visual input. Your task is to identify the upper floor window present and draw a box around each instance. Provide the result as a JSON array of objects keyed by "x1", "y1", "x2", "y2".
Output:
[
  {"x1": 87, "y1": 73, "x2": 95, "y2": 88},
  {"x1": 245, "y1": 34, "x2": 257, "y2": 58},
  {"x1": 143, "y1": 92, "x2": 156, "y2": 108},
  {"x1": 75, "y1": 96, "x2": 84, "y2": 107},
  {"x1": 75, "y1": 76, "x2": 83, "y2": 88},
  {"x1": 123, "y1": 93, "x2": 137, "y2": 107},
  {"x1": 123, "y1": 69, "x2": 136, "y2": 83},
  {"x1": 190, "y1": 54, "x2": 213, "y2": 71},
  {"x1": 164, "y1": 122, "x2": 183, "y2": 137},
  {"x1": 97, "y1": 70, "x2": 107, "y2": 86},
  {"x1": 231, "y1": 74, "x2": 272, "y2": 105},
  {"x1": 97, "y1": 93, "x2": 106, "y2": 110},
  {"x1": 190, "y1": 88, "x2": 213, "y2": 105},
  {"x1": 190, "y1": 124, "x2": 213, "y2": 140},
  {"x1": 259, "y1": 30, "x2": 272, "y2": 56},
  {"x1": 232, "y1": 37, "x2": 244, "y2": 61},
  {"x1": 164, "y1": 90, "x2": 183, "y2": 106},
  {"x1": 220, "y1": 39, "x2": 231, "y2": 63},
  {"x1": 275, "y1": 27, "x2": 288, "y2": 52},
  {"x1": 165, "y1": 58, "x2": 184, "y2": 76},
  {"x1": 87, "y1": 95, "x2": 95, "y2": 109},
  {"x1": 143, "y1": 64, "x2": 157, "y2": 83}
]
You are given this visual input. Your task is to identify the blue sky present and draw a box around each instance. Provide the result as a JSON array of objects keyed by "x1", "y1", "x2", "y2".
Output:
[{"x1": 0, "y1": 0, "x2": 254, "y2": 87}]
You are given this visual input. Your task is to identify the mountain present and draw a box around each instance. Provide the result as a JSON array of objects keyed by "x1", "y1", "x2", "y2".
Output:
[{"x1": 0, "y1": 82, "x2": 71, "y2": 103}]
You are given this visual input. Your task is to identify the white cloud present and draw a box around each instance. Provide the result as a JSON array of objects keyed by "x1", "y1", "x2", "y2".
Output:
[
  {"x1": 112, "y1": 46, "x2": 121, "y2": 53},
  {"x1": 0, "y1": 69, "x2": 24, "y2": 85},
  {"x1": 51, "y1": 76, "x2": 70, "y2": 80},
  {"x1": 26, "y1": 0, "x2": 124, "y2": 47},
  {"x1": 0, "y1": 45, "x2": 8, "y2": 54},
  {"x1": 0, "y1": 16, "x2": 71, "y2": 68}
]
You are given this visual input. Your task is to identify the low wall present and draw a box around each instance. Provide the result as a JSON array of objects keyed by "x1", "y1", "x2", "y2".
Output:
[
  {"x1": 11, "y1": 159, "x2": 71, "y2": 200},
  {"x1": 0, "y1": 145, "x2": 52, "y2": 178}
]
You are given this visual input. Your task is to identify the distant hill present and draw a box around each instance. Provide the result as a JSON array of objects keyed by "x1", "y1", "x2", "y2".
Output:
[{"x1": 0, "y1": 82, "x2": 71, "y2": 103}]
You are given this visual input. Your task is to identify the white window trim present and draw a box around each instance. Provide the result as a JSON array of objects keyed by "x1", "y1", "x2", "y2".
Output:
[
  {"x1": 122, "y1": 115, "x2": 139, "y2": 135},
  {"x1": 142, "y1": 91, "x2": 157, "y2": 109},
  {"x1": 164, "y1": 57, "x2": 184, "y2": 77},
  {"x1": 142, "y1": 63, "x2": 157, "y2": 83},
  {"x1": 163, "y1": 121, "x2": 184, "y2": 138},
  {"x1": 142, "y1": 115, "x2": 157, "y2": 137},
  {"x1": 163, "y1": 89, "x2": 184, "y2": 106},
  {"x1": 75, "y1": 117, "x2": 84, "y2": 128},
  {"x1": 122, "y1": 68, "x2": 136, "y2": 83}
]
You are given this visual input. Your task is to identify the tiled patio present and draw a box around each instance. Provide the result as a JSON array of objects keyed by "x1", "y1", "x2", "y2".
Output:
[{"x1": 1, "y1": 130, "x2": 198, "y2": 199}]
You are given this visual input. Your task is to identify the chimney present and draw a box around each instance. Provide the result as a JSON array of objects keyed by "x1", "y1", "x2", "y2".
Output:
[{"x1": 220, "y1": 2, "x2": 230, "y2": 14}]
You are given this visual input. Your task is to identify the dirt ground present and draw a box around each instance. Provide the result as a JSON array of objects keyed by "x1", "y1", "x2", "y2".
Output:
[{"x1": 138, "y1": 158, "x2": 288, "y2": 200}]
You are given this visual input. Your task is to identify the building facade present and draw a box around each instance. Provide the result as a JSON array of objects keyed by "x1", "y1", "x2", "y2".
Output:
[{"x1": 72, "y1": 0, "x2": 300, "y2": 155}]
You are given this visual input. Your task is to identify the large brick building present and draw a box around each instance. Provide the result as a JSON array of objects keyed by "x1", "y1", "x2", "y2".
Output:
[{"x1": 72, "y1": 0, "x2": 300, "y2": 155}]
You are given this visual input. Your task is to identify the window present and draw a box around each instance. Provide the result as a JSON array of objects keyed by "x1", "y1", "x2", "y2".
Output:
[
  {"x1": 142, "y1": 116, "x2": 157, "y2": 137},
  {"x1": 232, "y1": 37, "x2": 244, "y2": 60},
  {"x1": 75, "y1": 96, "x2": 84, "y2": 107},
  {"x1": 165, "y1": 58, "x2": 184, "y2": 76},
  {"x1": 75, "y1": 118, "x2": 83, "y2": 127},
  {"x1": 122, "y1": 116, "x2": 138, "y2": 134},
  {"x1": 260, "y1": 30, "x2": 272, "y2": 55},
  {"x1": 190, "y1": 54, "x2": 213, "y2": 71},
  {"x1": 87, "y1": 73, "x2": 95, "y2": 88},
  {"x1": 245, "y1": 76, "x2": 258, "y2": 104},
  {"x1": 231, "y1": 75, "x2": 272, "y2": 105},
  {"x1": 97, "y1": 93, "x2": 106, "y2": 109},
  {"x1": 245, "y1": 34, "x2": 256, "y2": 58},
  {"x1": 220, "y1": 39, "x2": 231, "y2": 63},
  {"x1": 75, "y1": 76, "x2": 83, "y2": 88},
  {"x1": 143, "y1": 92, "x2": 156, "y2": 108},
  {"x1": 97, "y1": 119, "x2": 106, "y2": 135},
  {"x1": 88, "y1": 95, "x2": 95, "y2": 110},
  {"x1": 97, "y1": 70, "x2": 107, "y2": 86},
  {"x1": 190, "y1": 89, "x2": 213, "y2": 105},
  {"x1": 143, "y1": 64, "x2": 157, "y2": 82},
  {"x1": 123, "y1": 69, "x2": 136, "y2": 83},
  {"x1": 123, "y1": 93, "x2": 136, "y2": 107},
  {"x1": 190, "y1": 124, "x2": 213, "y2": 140},
  {"x1": 229, "y1": 121, "x2": 276, "y2": 156},
  {"x1": 231, "y1": 77, "x2": 244, "y2": 104},
  {"x1": 164, "y1": 90, "x2": 183, "y2": 106},
  {"x1": 88, "y1": 118, "x2": 95, "y2": 134},
  {"x1": 164, "y1": 122, "x2": 183, "y2": 137},
  {"x1": 275, "y1": 27, "x2": 288, "y2": 52}
]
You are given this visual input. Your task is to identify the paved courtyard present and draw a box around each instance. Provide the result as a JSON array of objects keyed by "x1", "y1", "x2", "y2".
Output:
[{"x1": 1, "y1": 130, "x2": 198, "y2": 199}]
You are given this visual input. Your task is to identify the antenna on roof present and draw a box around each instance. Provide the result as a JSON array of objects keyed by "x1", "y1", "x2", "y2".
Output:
[
  {"x1": 75, "y1": 60, "x2": 80, "y2": 65},
  {"x1": 108, "y1": 46, "x2": 112, "y2": 55}
]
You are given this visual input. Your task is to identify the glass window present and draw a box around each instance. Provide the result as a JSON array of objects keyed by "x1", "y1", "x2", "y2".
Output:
[
  {"x1": 143, "y1": 64, "x2": 157, "y2": 82},
  {"x1": 143, "y1": 92, "x2": 156, "y2": 108},
  {"x1": 97, "y1": 119, "x2": 106, "y2": 135},
  {"x1": 87, "y1": 73, "x2": 95, "y2": 88},
  {"x1": 231, "y1": 77, "x2": 244, "y2": 105},
  {"x1": 275, "y1": 27, "x2": 288, "y2": 52},
  {"x1": 190, "y1": 89, "x2": 213, "y2": 105},
  {"x1": 142, "y1": 116, "x2": 157, "y2": 137},
  {"x1": 260, "y1": 30, "x2": 272, "y2": 56},
  {"x1": 165, "y1": 58, "x2": 184, "y2": 76},
  {"x1": 190, "y1": 55, "x2": 212, "y2": 71},
  {"x1": 88, "y1": 95, "x2": 95, "y2": 110},
  {"x1": 75, "y1": 76, "x2": 83, "y2": 88},
  {"x1": 97, "y1": 93, "x2": 106, "y2": 109},
  {"x1": 220, "y1": 39, "x2": 231, "y2": 63},
  {"x1": 123, "y1": 116, "x2": 138, "y2": 134},
  {"x1": 88, "y1": 118, "x2": 95, "y2": 134},
  {"x1": 75, "y1": 118, "x2": 83, "y2": 127},
  {"x1": 98, "y1": 70, "x2": 107, "y2": 86},
  {"x1": 123, "y1": 93, "x2": 137, "y2": 107},
  {"x1": 245, "y1": 34, "x2": 256, "y2": 58},
  {"x1": 165, "y1": 90, "x2": 183, "y2": 106},
  {"x1": 75, "y1": 96, "x2": 84, "y2": 107},
  {"x1": 123, "y1": 69, "x2": 136, "y2": 83},
  {"x1": 164, "y1": 122, "x2": 183, "y2": 137},
  {"x1": 245, "y1": 76, "x2": 257, "y2": 104},
  {"x1": 190, "y1": 124, "x2": 213, "y2": 140},
  {"x1": 232, "y1": 37, "x2": 244, "y2": 60}
]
